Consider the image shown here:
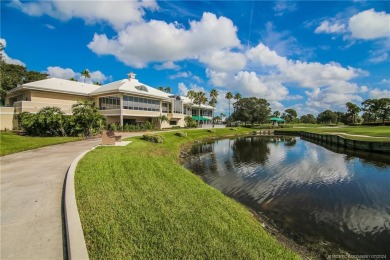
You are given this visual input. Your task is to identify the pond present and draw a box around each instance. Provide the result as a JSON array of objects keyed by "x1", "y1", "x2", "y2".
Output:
[{"x1": 184, "y1": 136, "x2": 390, "y2": 256}]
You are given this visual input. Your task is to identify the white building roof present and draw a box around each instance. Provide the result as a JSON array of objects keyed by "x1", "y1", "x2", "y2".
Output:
[
  {"x1": 7, "y1": 74, "x2": 215, "y2": 110},
  {"x1": 10, "y1": 78, "x2": 98, "y2": 96},
  {"x1": 91, "y1": 78, "x2": 171, "y2": 100}
]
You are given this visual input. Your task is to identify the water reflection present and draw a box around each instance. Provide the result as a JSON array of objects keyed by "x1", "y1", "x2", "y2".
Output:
[{"x1": 184, "y1": 136, "x2": 390, "y2": 255}]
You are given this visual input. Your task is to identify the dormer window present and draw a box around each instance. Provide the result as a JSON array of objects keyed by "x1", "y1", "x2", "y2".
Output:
[{"x1": 135, "y1": 85, "x2": 148, "y2": 92}]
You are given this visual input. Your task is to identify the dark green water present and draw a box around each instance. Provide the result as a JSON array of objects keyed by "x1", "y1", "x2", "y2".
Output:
[{"x1": 184, "y1": 136, "x2": 390, "y2": 255}]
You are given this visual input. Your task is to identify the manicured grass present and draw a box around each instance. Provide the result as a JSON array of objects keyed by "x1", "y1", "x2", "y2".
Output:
[
  {"x1": 75, "y1": 127, "x2": 299, "y2": 259},
  {"x1": 0, "y1": 131, "x2": 82, "y2": 156},
  {"x1": 277, "y1": 125, "x2": 390, "y2": 141}
]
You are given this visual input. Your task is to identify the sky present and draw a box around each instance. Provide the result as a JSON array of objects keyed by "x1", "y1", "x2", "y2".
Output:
[{"x1": 1, "y1": 0, "x2": 389, "y2": 117}]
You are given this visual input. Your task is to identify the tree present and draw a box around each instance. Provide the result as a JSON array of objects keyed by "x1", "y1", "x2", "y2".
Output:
[
  {"x1": 361, "y1": 99, "x2": 377, "y2": 123},
  {"x1": 157, "y1": 86, "x2": 164, "y2": 91},
  {"x1": 164, "y1": 87, "x2": 171, "y2": 93},
  {"x1": 231, "y1": 97, "x2": 271, "y2": 125},
  {"x1": 376, "y1": 98, "x2": 390, "y2": 123},
  {"x1": 72, "y1": 100, "x2": 105, "y2": 137},
  {"x1": 18, "y1": 107, "x2": 67, "y2": 136},
  {"x1": 81, "y1": 69, "x2": 91, "y2": 83},
  {"x1": 184, "y1": 115, "x2": 197, "y2": 128},
  {"x1": 93, "y1": 81, "x2": 102, "y2": 86},
  {"x1": 317, "y1": 110, "x2": 337, "y2": 124},
  {"x1": 284, "y1": 108, "x2": 298, "y2": 123},
  {"x1": 272, "y1": 111, "x2": 281, "y2": 118},
  {"x1": 23, "y1": 71, "x2": 49, "y2": 83},
  {"x1": 154, "y1": 114, "x2": 168, "y2": 130},
  {"x1": 69, "y1": 77, "x2": 77, "y2": 81},
  {"x1": 225, "y1": 92, "x2": 233, "y2": 125},
  {"x1": 193, "y1": 91, "x2": 208, "y2": 126},
  {"x1": 220, "y1": 112, "x2": 226, "y2": 123},
  {"x1": 209, "y1": 88, "x2": 219, "y2": 126},
  {"x1": 300, "y1": 114, "x2": 316, "y2": 124},
  {"x1": 346, "y1": 102, "x2": 361, "y2": 124},
  {"x1": 0, "y1": 58, "x2": 48, "y2": 105}
]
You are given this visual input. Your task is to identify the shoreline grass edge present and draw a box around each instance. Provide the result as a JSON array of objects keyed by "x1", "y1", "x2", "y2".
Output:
[{"x1": 74, "y1": 128, "x2": 302, "y2": 259}]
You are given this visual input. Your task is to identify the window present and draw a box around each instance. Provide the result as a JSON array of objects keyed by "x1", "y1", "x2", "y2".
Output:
[
  {"x1": 173, "y1": 99, "x2": 183, "y2": 114},
  {"x1": 162, "y1": 103, "x2": 168, "y2": 113},
  {"x1": 99, "y1": 96, "x2": 120, "y2": 110},
  {"x1": 169, "y1": 120, "x2": 177, "y2": 125},
  {"x1": 122, "y1": 95, "x2": 160, "y2": 112},
  {"x1": 135, "y1": 85, "x2": 148, "y2": 92}
]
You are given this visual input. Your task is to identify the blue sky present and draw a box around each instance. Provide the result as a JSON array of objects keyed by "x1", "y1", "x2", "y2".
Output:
[{"x1": 1, "y1": 0, "x2": 389, "y2": 116}]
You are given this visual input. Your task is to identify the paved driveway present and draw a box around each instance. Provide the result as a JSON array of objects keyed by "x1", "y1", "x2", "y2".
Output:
[{"x1": 0, "y1": 133, "x2": 140, "y2": 260}]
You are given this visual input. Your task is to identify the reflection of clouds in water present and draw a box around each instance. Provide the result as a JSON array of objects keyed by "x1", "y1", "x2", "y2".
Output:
[
  {"x1": 186, "y1": 137, "x2": 390, "y2": 253},
  {"x1": 313, "y1": 206, "x2": 390, "y2": 235}
]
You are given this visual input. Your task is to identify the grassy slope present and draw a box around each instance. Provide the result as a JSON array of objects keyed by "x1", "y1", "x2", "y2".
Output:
[
  {"x1": 277, "y1": 126, "x2": 390, "y2": 141},
  {"x1": 75, "y1": 128, "x2": 299, "y2": 259},
  {"x1": 0, "y1": 131, "x2": 81, "y2": 156}
]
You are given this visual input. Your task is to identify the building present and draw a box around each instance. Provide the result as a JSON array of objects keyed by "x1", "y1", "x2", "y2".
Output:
[{"x1": 0, "y1": 73, "x2": 214, "y2": 130}]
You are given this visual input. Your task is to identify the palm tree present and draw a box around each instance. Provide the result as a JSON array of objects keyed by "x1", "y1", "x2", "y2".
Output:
[
  {"x1": 194, "y1": 91, "x2": 208, "y2": 126},
  {"x1": 234, "y1": 92, "x2": 241, "y2": 101},
  {"x1": 164, "y1": 87, "x2": 171, "y2": 93},
  {"x1": 272, "y1": 111, "x2": 281, "y2": 118},
  {"x1": 81, "y1": 69, "x2": 91, "y2": 83},
  {"x1": 93, "y1": 81, "x2": 102, "y2": 86},
  {"x1": 155, "y1": 114, "x2": 169, "y2": 130},
  {"x1": 225, "y1": 92, "x2": 233, "y2": 126},
  {"x1": 220, "y1": 112, "x2": 226, "y2": 122},
  {"x1": 157, "y1": 86, "x2": 164, "y2": 91},
  {"x1": 68, "y1": 77, "x2": 77, "y2": 81},
  {"x1": 209, "y1": 89, "x2": 219, "y2": 126}
]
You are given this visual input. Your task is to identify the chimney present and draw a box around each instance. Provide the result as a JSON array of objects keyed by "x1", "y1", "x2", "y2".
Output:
[{"x1": 127, "y1": 72, "x2": 136, "y2": 81}]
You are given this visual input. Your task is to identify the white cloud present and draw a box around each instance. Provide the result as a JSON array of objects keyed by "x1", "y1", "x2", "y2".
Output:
[
  {"x1": 154, "y1": 61, "x2": 180, "y2": 70},
  {"x1": 0, "y1": 38, "x2": 25, "y2": 66},
  {"x1": 315, "y1": 20, "x2": 346, "y2": 34},
  {"x1": 369, "y1": 52, "x2": 388, "y2": 63},
  {"x1": 169, "y1": 71, "x2": 192, "y2": 79},
  {"x1": 46, "y1": 66, "x2": 109, "y2": 83},
  {"x1": 47, "y1": 66, "x2": 76, "y2": 80},
  {"x1": 88, "y1": 12, "x2": 241, "y2": 68},
  {"x1": 199, "y1": 50, "x2": 246, "y2": 72},
  {"x1": 178, "y1": 82, "x2": 188, "y2": 96},
  {"x1": 360, "y1": 85, "x2": 368, "y2": 93},
  {"x1": 369, "y1": 88, "x2": 390, "y2": 98},
  {"x1": 273, "y1": 2, "x2": 297, "y2": 16},
  {"x1": 349, "y1": 9, "x2": 390, "y2": 40},
  {"x1": 45, "y1": 24, "x2": 56, "y2": 30},
  {"x1": 247, "y1": 43, "x2": 360, "y2": 88},
  {"x1": 10, "y1": 0, "x2": 158, "y2": 31}
]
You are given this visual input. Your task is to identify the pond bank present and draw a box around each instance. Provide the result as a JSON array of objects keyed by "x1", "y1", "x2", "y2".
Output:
[
  {"x1": 275, "y1": 130, "x2": 390, "y2": 154},
  {"x1": 75, "y1": 128, "x2": 301, "y2": 259}
]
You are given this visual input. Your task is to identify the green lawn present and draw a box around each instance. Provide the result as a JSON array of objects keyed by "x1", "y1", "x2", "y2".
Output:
[
  {"x1": 75, "y1": 128, "x2": 299, "y2": 259},
  {"x1": 277, "y1": 125, "x2": 390, "y2": 141},
  {"x1": 0, "y1": 131, "x2": 82, "y2": 156}
]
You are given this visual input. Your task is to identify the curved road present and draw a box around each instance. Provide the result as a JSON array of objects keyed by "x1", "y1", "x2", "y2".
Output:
[{"x1": 1, "y1": 134, "x2": 137, "y2": 260}]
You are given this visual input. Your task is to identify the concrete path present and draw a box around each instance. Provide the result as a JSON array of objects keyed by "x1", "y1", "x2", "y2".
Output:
[{"x1": 1, "y1": 134, "x2": 137, "y2": 260}]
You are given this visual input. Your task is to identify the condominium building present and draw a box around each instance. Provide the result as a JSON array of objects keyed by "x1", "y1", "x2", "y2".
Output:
[{"x1": 0, "y1": 73, "x2": 214, "y2": 130}]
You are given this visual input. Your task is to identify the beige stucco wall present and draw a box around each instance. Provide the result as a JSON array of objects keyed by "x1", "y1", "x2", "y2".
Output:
[
  {"x1": 31, "y1": 91, "x2": 90, "y2": 104},
  {"x1": 0, "y1": 107, "x2": 17, "y2": 130}
]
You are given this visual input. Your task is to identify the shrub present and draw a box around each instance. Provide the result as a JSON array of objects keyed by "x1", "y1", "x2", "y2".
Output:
[
  {"x1": 19, "y1": 107, "x2": 68, "y2": 137},
  {"x1": 279, "y1": 125, "x2": 292, "y2": 128},
  {"x1": 185, "y1": 116, "x2": 197, "y2": 128},
  {"x1": 143, "y1": 134, "x2": 164, "y2": 143},
  {"x1": 172, "y1": 126, "x2": 181, "y2": 129},
  {"x1": 175, "y1": 132, "x2": 187, "y2": 137},
  {"x1": 142, "y1": 121, "x2": 154, "y2": 130},
  {"x1": 230, "y1": 128, "x2": 237, "y2": 131},
  {"x1": 207, "y1": 129, "x2": 216, "y2": 133}
]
